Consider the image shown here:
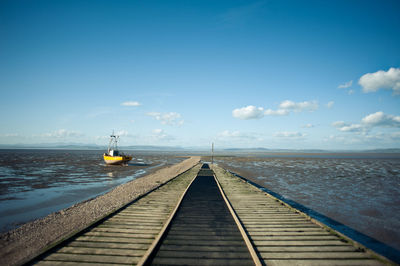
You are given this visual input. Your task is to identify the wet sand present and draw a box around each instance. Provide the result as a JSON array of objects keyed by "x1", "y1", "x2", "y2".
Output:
[
  {"x1": 0, "y1": 150, "x2": 187, "y2": 233},
  {"x1": 212, "y1": 155, "x2": 400, "y2": 252},
  {"x1": 0, "y1": 156, "x2": 200, "y2": 266}
]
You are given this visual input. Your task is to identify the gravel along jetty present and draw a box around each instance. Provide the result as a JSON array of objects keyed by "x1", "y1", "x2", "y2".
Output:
[{"x1": 0, "y1": 156, "x2": 201, "y2": 266}]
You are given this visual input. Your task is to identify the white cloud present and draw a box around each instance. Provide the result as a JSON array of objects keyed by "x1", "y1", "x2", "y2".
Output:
[
  {"x1": 326, "y1": 101, "x2": 334, "y2": 108},
  {"x1": 264, "y1": 109, "x2": 289, "y2": 116},
  {"x1": 338, "y1": 80, "x2": 353, "y2": 89},
  {"x1": 121, "y1": 101, "x2": 141, "y2": 106},
  {"x1": 348, "y1": 89, "x2": 355, "y2": 95},
  {"x1": 232, "y1": 106, "x2": 264, "y2": 120},
  {"x1": 217, "y1": 130, "x2": 256, "y2": 139},
  {"x1": 274, "y1": 131, "x2": 306, "y2": 139},
  {"x1": 332, "y1": 121, "x2": 364, "y2": 133},
  {"x1": 233, "y1": 100, "x2": 318, "y2": 120},
  {"x1": 361, "y1": 111, "x2": 400, "y2": 127},
  {"x1": 340, "y1": 124, "x2": 364, "y2": 132},
  {"x1": 333, "y1": 111, "x2": 400, "y2": 133},
  {"x1": 43, "y1": 129, "x2": 83, "y2": 138},
  {"x1": 359, "y1": 67, "x2": 400, "y2": 95},
  {"x1": 115, "y1": 130, "x2": 133, "y2": 137},
  {"x1": 146, "y1": 112, "x2": 184, "y2": 126},
  {"x1": 278, "y1": 100, "x2": 318, "y2": 112}
]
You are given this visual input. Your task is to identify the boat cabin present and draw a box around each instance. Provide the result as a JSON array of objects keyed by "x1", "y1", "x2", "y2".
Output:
[{"x1": 109, "y1": 150, "x2": 119, "y2": 156}]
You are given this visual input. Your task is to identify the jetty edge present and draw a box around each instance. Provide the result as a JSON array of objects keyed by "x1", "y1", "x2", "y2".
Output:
[{"x1": 0, "y1": 156, "x2": 201, "y2": 266}]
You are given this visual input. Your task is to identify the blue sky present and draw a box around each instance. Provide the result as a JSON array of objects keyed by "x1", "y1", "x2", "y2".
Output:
[{"x1": 1, "y1": 0, "x2": 399, "y2": 149}]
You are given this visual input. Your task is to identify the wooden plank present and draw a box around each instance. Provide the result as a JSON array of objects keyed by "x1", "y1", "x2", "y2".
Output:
[
  {"x1": 250, "y1": 235, "x2": 340, "y2": 241},
  {"x1": 260, "y1": 251, "x2": 374, "y2": 259},
  {"x1": 56, "y1": 246, "x2": 146, "y2": 256},
  {"x1": 106, "y1": 217, "x2": 166, "y2": 222},
  {"x1": 248, "y1": 231, "x2": 332, "y2": 236},
  {"x1": 90, "y1": 227, "x2": 159, "y2": 234},
  {"x1": 255, "y1": 245, "x2": 356, "y2": 252},
  {"x1": 253, "y1": 240, "x2": 351, "y2": 246},
  {"x1": 83, "y1": 231, "x2": 156, "y2": 239},
  {"x1": 163, "y1": 235, "x2": 245, "y2": 241},
  {"x1": 246, "y1": 227, "x2": 325, "y2": 232},
  {"x1": 97, "y1": 224, "x2": 162, "y2": 230},
  {"x1": 67, "y1": 241, "x2": 149, "y2": 250},
  {"x1": 265, "y1": 259, "x2": 383, "y2": 266},
  {"x1": 149, "y1": 257, "x2": 253, "y2": 265},
  {"x1": 155, "y1": 244, "x2": 255, "y2": 252},
  {"x1": 242, "y1": 221, "x2": 316, "y2": 225},
  {"x1": 163, "y1": 238, "x2": 249, "y2": 247},
  {"x1": 75, "y1": 235, "x2": 155, "y2": 244},
  {"x1": 43, "y1": 253, "x2": 139, "y2": 264},
  {"x1": 35, "y1": 261, "x2": 124, "y2": 266},
  {"x1": 155, "y1": 250, "x2": 255, "y2": 259}
]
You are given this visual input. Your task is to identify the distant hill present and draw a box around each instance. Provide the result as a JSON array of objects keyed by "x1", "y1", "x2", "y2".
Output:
[
  {"x1": 0, "y1": 143, "x2": 186, "y2": 151},
  {"x1": 0, "y1": 143, "x2": 399, "y2": 153}
]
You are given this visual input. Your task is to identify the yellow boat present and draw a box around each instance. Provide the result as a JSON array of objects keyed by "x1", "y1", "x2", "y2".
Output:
[{"x1": 103, "y1": 133, "x2": 133, "y2": 165}]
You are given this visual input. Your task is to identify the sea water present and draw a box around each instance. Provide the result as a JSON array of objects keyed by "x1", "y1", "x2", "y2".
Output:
[{"x1": 0, "y1": 149, "x2": 186, "y2": 232}]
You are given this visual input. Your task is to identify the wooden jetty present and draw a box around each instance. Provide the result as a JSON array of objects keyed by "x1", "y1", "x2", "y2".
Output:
[{"x1": 27, "y1": 163, "x2": 393, "y2": 265}]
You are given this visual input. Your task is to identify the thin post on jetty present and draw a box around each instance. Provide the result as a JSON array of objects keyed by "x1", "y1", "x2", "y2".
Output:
[
  {"x1": 211, "y1": 142, "x2": 214, "y2": 165},
  {"x1": 18, "y1": 162, "x2": 396, "y2": 266}
]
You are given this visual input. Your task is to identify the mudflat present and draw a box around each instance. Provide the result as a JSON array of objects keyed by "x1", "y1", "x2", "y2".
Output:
[{"x1": 0, "y1": 156, "x2": 200, "y2": 266}]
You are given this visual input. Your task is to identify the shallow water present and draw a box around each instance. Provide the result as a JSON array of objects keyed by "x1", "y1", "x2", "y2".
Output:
[
  {"x1": 215, "y1": 155, "x2": 400, "y2": 251},
  {"x1": 0, "y1": 149, "x2": 186, "y2": 232}
]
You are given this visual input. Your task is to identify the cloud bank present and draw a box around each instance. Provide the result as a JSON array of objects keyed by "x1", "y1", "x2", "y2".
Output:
[
  {"x1": 333, "y1": 111, "x2": 400, "y2": 132},
  {"x1": 42, "y1": 129, "x2": 83, "y2": 138},
  {"x1": 232, "y1": 100, "x2": 318, "y2": 120},
  {"x1": 274, "y1": 131, "x2": 306, "y2": 139}
]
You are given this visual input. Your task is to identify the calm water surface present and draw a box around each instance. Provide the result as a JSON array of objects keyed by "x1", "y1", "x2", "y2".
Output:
[
  {"x1": 216, "y1": 154, "x2": 400, "y2": 251},
  {"x1": 0, "y1": 149, "x2": 186, "y2": 232}
]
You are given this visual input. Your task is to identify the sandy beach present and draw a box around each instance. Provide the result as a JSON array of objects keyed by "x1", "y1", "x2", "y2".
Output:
[{"x1": 0, "y1": 156, "x2": 200, "y2": 266}]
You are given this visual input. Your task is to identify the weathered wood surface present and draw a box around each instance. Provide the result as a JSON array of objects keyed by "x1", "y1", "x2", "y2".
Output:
[
  {"x1": 31, "y1": 164, "x2": 201, "y2": 265},
  {"x1": 29, "y1": 163, "x2": 392, "y2": 266},
  {"x1": 213, "y1": 165, "x2": 386, "y2": 266},
  {"x1": 147, "y1": 167, "x2": 254, "y2": 265}
]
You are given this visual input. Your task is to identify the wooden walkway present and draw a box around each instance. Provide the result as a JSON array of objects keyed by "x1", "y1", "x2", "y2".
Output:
[
  {"x1": 146, "y1": 166, "x2": 254, "y2": 265},
  {"x1": 28, "y1": 163, "x2": 391, "y2": 266}
]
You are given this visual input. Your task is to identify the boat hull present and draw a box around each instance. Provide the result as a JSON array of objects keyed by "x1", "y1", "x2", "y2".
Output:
[{"x1": 103, "y1": 154, "x2": 132, "y2": 165}]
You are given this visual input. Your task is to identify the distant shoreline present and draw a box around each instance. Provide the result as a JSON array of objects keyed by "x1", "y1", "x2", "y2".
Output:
[{"x1": 1, "y1": 146, "x2": 400, "y2": 155}]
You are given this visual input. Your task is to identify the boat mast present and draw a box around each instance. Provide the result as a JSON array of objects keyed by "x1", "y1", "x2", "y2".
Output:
[{"x1": 108, "y1": 131, "x2": 119, "y2": 152}]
